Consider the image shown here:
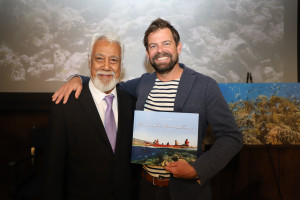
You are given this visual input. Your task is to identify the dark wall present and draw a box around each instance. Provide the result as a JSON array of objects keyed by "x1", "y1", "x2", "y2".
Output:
[
  {"x1": 0, "y1": 93, "x2": 51, "y2": 200},
  {"x1": 0, "y1": 110, "x2": 49, "y2": 200}
]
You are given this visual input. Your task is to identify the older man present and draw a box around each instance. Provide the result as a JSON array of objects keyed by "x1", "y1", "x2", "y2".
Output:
[{"x1": 44, "y1": 33, "x2": 136, "y2": 200}]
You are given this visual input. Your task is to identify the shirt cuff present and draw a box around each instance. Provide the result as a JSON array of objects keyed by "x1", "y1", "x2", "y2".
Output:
[{"x1": 67, "y1": 74, "x2": 83, "y2": 83}]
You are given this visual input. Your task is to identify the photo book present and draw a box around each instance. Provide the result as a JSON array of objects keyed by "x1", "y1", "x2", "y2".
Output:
[{"x1": 131, "y1": 110, "x2": 199, "y2": 166}]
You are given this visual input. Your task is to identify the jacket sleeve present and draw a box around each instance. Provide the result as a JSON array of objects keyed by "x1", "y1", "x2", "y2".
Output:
[
  {"x1": 79, "y1": 75, "x2": 90, "y2": 85},
  {"x1": 191, "y1": 79, "x2": 243, "y2": 184},
  {"x1": 118, "y1": 77, "x2": 142, "y2": 98}
]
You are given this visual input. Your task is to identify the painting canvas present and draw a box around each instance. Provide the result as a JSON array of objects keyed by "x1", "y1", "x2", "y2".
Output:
[
  {"x1": 131, "y1": 111, "x2": 198, "y2": 166},
  {"x1": 216, "y1": 83, "x2": 300, "y2": 145}
]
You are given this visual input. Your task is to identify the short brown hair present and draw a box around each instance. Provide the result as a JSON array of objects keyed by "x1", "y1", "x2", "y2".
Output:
[{"x1": 143, "y1": 18, "x2": 180, "y2": 50}]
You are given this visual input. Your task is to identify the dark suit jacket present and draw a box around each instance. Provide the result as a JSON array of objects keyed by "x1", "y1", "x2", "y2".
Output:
[
  {"x1": 120, "y1": 64, "x2": 243, "y2": 200},
  {"x1": 44, "y1": 84, "x2": 136, "y2": 200}
]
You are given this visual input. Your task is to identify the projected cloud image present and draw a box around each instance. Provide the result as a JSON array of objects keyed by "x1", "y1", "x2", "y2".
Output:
[{"x1": 0, "y1": 0, "x2": 295, "y2": 92}]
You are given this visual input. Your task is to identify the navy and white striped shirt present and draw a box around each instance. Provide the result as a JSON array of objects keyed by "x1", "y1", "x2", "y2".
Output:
[{"x1": 143, "y1": 78, "x2": 180, "y2": 178}]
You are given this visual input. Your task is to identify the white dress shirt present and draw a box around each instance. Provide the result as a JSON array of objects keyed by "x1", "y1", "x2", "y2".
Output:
[{"x1": 89, "y1": 80, "x2": 118, "y2": 129}]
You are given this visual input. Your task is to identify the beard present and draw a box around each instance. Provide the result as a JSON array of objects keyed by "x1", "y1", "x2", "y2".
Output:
[
  {"x1": 149, "y1": 52, "x2": 179, "y2": 74},
  {"x1": 92, "y1": 71, "x2": 119, "y2": 93}
]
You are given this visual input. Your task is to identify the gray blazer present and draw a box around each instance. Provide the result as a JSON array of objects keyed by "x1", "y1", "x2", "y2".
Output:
[{"x1": 120, "y1": 64, "x2": 243, "y2": 200}]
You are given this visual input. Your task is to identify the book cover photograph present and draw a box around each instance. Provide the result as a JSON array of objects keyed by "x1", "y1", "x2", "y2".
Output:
[{"x1": 131, "y1": 111, "x2": 199, "y2": 166}]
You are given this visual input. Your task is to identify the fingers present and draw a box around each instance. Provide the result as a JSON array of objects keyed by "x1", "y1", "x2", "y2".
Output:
[
  {"x1": 52, "y1": 86, "x2": 63, "y2": 102},
  {"x1": 56, "y1": 85, "x2": 68, "y2": 104},
  {"x1": 52, "y1": 85, "x2": 66, "y2": 104},
  {"x1": 165, "y1": 165, "x2": 178, "y2": 177},
  {"x1": 55, "y1": 94, "x2": 64, "y2": 104},
  {"x1": 51, "y1": 76, "x2": 83, "y2": 104},
  {"x1": 164, "y1": 161, "x2": 179, "y2": 174},
  {"x1": 164, "y1": 160, "x2": 182, "y2": 174},
  {"x1": 165, "y1": 161, "x2": 177, "y2": 167},
  {"x1": 164, "y1": 159, "x2": 198, "y2": 179},
  {"x1": 62, "y1": 87, "x2": 73, "y2": 104},
  {"x1": 52, "y1": 93, "x2": 58, "y2": 102},
  {"x1": 74, "y1": 84, "x2": 83, "y2": 99},
  {"x1": 167, "y1": 159, "x2": 186, "y2": 166}
]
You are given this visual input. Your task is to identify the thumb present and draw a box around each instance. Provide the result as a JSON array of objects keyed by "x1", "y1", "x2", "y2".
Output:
[{"x1": 166, "y1": 161, "x2": 177, "y2": 167}]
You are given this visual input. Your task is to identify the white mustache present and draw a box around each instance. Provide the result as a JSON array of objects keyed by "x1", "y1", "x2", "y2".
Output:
[{"x1": 96, "y1": 71, "x2": 115, "y2": 76}]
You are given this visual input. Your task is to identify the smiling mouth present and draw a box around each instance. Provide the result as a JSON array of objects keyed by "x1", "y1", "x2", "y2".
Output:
[
  {"x1": 97, "y1": 71, "x2": 115, "y2": 80},
  {"x1": 157, "y1": 57, "x2": 169, "y2": 61},
  {"x1": 98, "y1": 74, "x2": 113, "y2": 79}
]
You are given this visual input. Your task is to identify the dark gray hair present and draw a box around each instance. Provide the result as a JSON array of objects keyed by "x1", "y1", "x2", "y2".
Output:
[{"x1": 143, "y1": 18, "x2": 180, "y2": 51}]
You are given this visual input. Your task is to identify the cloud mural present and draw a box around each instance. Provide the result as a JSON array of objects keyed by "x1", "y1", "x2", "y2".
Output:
[{"x1": 0, "y1": 0, "x2": 297, "y2": 92}]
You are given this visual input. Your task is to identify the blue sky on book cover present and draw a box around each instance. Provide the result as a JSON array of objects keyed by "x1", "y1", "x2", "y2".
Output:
[
  {"x1": 131, "y1": 111, "x2": 199, "y2": 165},
  {"x1": 133, "y1": 111, "x2": 199, "y2": 147}
]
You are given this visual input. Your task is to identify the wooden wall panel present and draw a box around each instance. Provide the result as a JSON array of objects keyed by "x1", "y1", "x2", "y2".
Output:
[
  {"x1": 280, "y1": 147, "x2": 300, "y2": 200},
  {"x1": 212, "y1": 146, "x2": 300, "y2": 200}
]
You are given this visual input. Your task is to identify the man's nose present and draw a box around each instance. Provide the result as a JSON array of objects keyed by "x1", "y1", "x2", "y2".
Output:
[
  {"x1": 157, "y1": 45, "x2": 164, "y2": 53},
  {"x1": 102, "y1": 59, "x2": 110, "y2": 70}
]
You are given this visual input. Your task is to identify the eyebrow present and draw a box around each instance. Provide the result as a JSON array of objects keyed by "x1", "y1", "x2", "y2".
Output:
[
  {"x1": 94, "y1": 53, "x2": 120, "y2": 59},
  {"x1": 94, "y1": 53, "x2": 104, "y2": 57},
  {"x1": 109, "y1": 55, "x2": 120, "y2": 60},
  {"x1": 148, "y1": 40, "x2": 173, "y2": 46}
]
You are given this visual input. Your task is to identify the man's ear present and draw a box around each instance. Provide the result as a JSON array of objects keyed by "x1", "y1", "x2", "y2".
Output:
[
  {"x1": 146, "y1": 50, "x2": 150, "y2": 60},
  {"x1": 177, "y1": 42, "x2": 182, "y2": 55},
  {"x1": 88, "y1": 56, "x2": 91, "y2": 70}
]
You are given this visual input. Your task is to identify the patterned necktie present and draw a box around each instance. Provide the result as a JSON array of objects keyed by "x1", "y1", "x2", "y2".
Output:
[{"x1": 104, "y1": 95, "x2": 117, "y2": 153}]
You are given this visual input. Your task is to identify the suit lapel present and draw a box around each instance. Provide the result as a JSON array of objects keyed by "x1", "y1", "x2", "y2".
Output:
[
  {"x1": 136, "y1": 73, "x2": 156, "y2": 110},
  {"x1": 115, "y1": 87, "x2": 136, "y2": 154},
  {"x1": 79, "y1": 84, "x2": 113, "y2": 151},
  {"x1": 114, "y1": 87, "x2": 125, "y2": 154},
  {"x1": 174, "y1": 67, "x2": 197, "y2": 112}
]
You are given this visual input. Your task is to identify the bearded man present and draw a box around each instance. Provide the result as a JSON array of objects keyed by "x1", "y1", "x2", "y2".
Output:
[{"x1": 43, "y1": 33, "x2": 136, "y2": 200}]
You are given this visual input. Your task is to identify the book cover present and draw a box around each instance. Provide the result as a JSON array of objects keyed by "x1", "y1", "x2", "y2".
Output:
[{"x1": 131, "y1": 110, "x2": 199, "y2": 166}]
